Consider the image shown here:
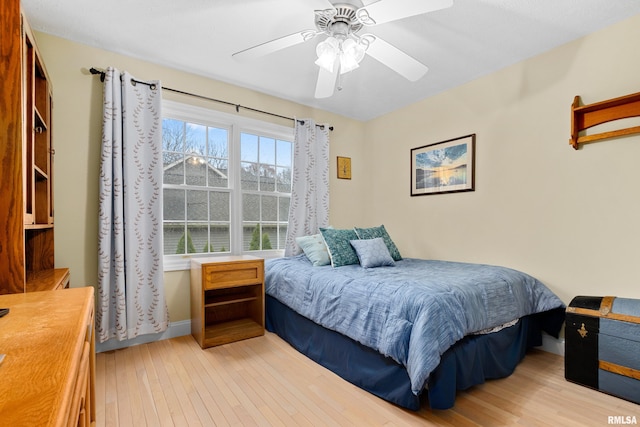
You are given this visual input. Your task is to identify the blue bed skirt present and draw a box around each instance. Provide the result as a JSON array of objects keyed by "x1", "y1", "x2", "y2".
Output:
[{"x1": 265, "y1": 295, "x2": 564, "y2": 410}]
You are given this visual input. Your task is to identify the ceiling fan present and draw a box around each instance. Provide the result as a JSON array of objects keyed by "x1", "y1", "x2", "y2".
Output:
[{"x1": 232, "y1": 0, "x2": 453, "y2": 98}]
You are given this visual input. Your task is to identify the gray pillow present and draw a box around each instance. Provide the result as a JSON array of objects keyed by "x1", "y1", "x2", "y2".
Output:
[
  {"x1": 350, "y1": 238, "x2": 395, "y2": 268},
  {"x1": 354, "y1": 225, "x2": 402, "y2": 261}
]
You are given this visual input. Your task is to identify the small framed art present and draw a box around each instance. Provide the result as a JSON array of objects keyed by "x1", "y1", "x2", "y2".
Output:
[
  {"x1": 337, "y1": 156, "x2": 351, "y2": 179},
  {"x1": 410, "y1": 134, "x2": 475, "y2": 196}
]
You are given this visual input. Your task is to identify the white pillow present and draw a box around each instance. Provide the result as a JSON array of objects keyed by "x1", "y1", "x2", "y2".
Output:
[{"x1": 296, "y1": 234, "x2": 331, "y2": 266}]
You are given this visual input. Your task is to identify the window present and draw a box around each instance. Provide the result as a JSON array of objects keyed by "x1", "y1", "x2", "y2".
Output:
[{"x1": 162, "y1": 101, "x2": 293, "y2": 270}]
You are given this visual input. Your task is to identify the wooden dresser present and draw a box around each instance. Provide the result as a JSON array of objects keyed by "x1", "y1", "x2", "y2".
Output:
[{"x1": 0, "y1": 287, "x2": 96, "y2": 426}]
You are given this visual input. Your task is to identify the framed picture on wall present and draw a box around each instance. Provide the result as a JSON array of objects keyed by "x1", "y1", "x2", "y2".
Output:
[
  {"x1": 337, "y1": 156, "x2": 352, "y2": 179},
  {"x1": 410, "y1": 134, "x2": 475, "y2": 196}
]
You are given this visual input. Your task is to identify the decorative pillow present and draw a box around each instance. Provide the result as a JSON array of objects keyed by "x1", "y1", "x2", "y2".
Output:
[
  {"x1": 354, "y1": 225, "x2": 402, "y2": 261},
  {"x1": 320, "y1": 227, "x2": 360, "y2": 267},
  {"x1": 350, "y1": 238, "x2": 395, "y2": 269},
  {"x1": 296, "y1": 234, "x2": 330, "y2": 266}
]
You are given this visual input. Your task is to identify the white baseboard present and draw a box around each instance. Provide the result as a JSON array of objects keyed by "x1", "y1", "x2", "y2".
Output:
[
  {"x1": 96, "y1": 320, "x2": 192, "y2": 353},
  {"x1": 540, "y1": 333, "x2": 565, "y2": 356}
]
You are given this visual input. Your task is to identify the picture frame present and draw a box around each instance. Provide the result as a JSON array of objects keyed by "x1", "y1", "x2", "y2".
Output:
[
  {"x1": 337, "y1": 156, "x2": 352, "y2": 180},
  {"x1": 410, "y1": 134, "x2": 475, "y2": 196}
]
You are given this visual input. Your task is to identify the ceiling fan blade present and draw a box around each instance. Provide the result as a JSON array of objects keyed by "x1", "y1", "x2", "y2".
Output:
[
  {"x1": 314, "y1": 63, "x2": 339, "y2": 98},
  {"x1": 233, "y1": 30, "x2": 318, "y2": 61},
  {"x1": 365, "y1": 36, "x2": 428, "y2": 81},
  {"x1": 357, "y1": 0, "x2": 453, "y2": 26}
]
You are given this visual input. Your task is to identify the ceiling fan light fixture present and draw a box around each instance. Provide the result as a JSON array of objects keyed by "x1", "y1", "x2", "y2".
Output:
[
  {"x1": 340, "y1": 38, "x2": 366, "y2": 73},
  {"x1": 315, "y1": 36, "x2": 339, "y2": 72},
  {"x1": 315, "y1": 36, "x2": 367, "y2": 74}
]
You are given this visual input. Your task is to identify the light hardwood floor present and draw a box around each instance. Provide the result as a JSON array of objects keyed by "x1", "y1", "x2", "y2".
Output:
[{"x1": 96, "y1": 333, "x2": 639, "y2": 426}]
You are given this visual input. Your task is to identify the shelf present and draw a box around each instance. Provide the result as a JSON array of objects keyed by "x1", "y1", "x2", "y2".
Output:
[
  {"x1": 202, "y1": 318, "x2": 264, "y2": 348},
  {"x1": 205, "y1": 295, "x2": 258, "y2": 308},
  {"x1": 24, "y1": 223, "x2": 54, "y2": 230},
  {"x1": 570, "y1": 92, "x2": 640, "y2": 149},
  {"x1": 34, "y1": 164, "x2": 49, "y2": 180},
  {"x1": 34, "y1": 107, "x2": 47, "y2": 131},
  {"x1": 204, "y1": 284, "x2": 259, "y2": 306},
  {"x1": 26, "y1": 267, "x2": 70, "y2": 292}
]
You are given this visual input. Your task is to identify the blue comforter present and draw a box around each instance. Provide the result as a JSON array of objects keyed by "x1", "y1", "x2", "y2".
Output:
[{"x1": 265, "y1": 255, "x2": 564, "y2": 395}]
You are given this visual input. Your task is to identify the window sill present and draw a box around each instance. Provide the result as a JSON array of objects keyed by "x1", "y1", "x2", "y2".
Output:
[{"x1": 164, "y1": 250, "x2": 285, "y2": 272}]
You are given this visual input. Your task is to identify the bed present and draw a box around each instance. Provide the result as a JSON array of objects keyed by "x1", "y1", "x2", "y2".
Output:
[{"x1": 264, "y1": 227, "x2": 565, "y2": 410}]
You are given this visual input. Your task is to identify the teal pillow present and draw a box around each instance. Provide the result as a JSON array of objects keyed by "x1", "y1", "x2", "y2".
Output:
[
  {"x1": 320, "y1": 228, "x2": 360, "y2": 267},
  {"x1": 296, "y1": 234, "x2": 330, "y2": 266},
  {"x1": 354, "y1": 225, "x2": 402, "y2": 261},
  {"x1": 350, "y1": 238, "x2": 395, "y2": 268}
]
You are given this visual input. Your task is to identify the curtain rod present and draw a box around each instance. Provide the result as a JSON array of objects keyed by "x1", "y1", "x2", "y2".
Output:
[{"x1": 89, "y1": 67, "x2": 333, "y2": 131}]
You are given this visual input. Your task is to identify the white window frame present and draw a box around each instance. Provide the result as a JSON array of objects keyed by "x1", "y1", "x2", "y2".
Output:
[{"x1": 162, "y1": 100, "x2": 294, "y2": 271}]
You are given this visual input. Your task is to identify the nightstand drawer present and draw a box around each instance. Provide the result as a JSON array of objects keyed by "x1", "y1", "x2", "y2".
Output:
[{"x1": 204, "y1": 261, "x2": 263, "y2": 290}]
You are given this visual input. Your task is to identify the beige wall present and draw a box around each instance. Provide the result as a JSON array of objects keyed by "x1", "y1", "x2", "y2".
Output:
[
  {"x1": 35, "y1": 12, "x2": 640, "y2": 324},
  {"x1": 364, "y1": 14, "x2": 640, "y2": 303},
  {"x1": 35, "y1": 33, "x2": 366, "y2": 322}
]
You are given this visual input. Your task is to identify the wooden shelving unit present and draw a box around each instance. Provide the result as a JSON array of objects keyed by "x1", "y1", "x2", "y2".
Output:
[
  {"x1": 190, "y1": 256, "x2": 265, "y2": 348},
  {"x1": 570, "y1": 92, "x2": 640, "y2": 150},
  {"x1": 0, "y1": 5, "x2": 65, "y2": 294}
]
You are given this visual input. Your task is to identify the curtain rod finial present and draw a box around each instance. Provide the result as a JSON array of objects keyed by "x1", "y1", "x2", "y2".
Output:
[{"x1": 89, "y1": 67, "x2": 106, "y2": 82}]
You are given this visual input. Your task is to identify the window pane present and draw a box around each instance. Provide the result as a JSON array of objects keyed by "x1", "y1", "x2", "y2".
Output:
[
  {"x1": 259, "y1": 136, "x2": 275, "y2": 165},
  {"x1": 243, "y1": 194, "x2": 260, "y2": 221},
  {"x1": 162, "y1": 119, "x2": 184, "y2": 152},
  {"x1": 278, "y1": 224, "x2": 288, "y2": 249},
  {"x1": 187, "y1": 190, "x2": 208, "y2": 221},
  {"x1": 187, "y1": 123, "x2": 206, "y2": 157},
  {"x1": 261, "y1": 195, "x2": 277, "y2": 221},
  {"x1": 163, "y1": 189, "x2": 184, "y2": 220},
  {"x1": 163, "y1": 153, "x2": 184, "y2": 184},
  {"x1": 241, "y1": 162, "x2": 259, "y2": 190},
  {"x1": 279, "y1": 197, "x2": 290, "y2": 221},
  {"x1": 185, "y1": 155, "x2": 207, "y2": 186},
  {"x1": 243, "y1": 223, "x2": 259, "y2": 251},
  {"x1": 262, "y1": 224, "x2": 277, "y2": 250},
  {"x1": 163, "y1": 222, "x2": 184, "y2": 255},
  {"x1": 208, "y1": 158, "x2": 228, "y2": 188},
  {"x1": 187, "y1": 223, "x2": 208, "y2": 254},
  {"x1": 276, "y1": 166, "x2": 291, "y2": 193},
  {"x1": 260, "y1": 165, "x2": 275, "y2": 192},
  {"x1": 208, "y1": 127, "x2": 228, "y2": 158},
  {"x1": 209, "y1": 192, "x2": 229, "y2": 222},
  {"x1": 241, "y1": 133, "x2": 258, "y2": 162},
  {"x1": 209, "y1": 224, "x2": 230, "y2": 253},
  {"x1": 277, "y1": 140, "x2": 292, "y2": 167}
]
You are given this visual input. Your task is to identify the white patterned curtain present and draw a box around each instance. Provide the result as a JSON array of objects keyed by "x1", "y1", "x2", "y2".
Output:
[
  {"x1": 284, "y1": 119, "x2": 330, "y2": 256},
  {"x1": 97, "y1": 67, "x2": 169, "y2": 343}
]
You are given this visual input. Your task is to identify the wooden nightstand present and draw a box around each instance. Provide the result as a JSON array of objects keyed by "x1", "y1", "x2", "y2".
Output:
[{"x1": 190, "y1": 256, "x2": 265, "y2": 348}]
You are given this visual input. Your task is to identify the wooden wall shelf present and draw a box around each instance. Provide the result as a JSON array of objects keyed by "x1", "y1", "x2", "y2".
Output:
[
  {"x1": 1, "y1": 8, "x2": 62, "y2": 294},
  {"x1": 570, "y1": 92, "x2": 640, "y2": 150}
]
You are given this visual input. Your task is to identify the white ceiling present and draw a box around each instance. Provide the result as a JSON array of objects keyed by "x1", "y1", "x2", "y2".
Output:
[{"x1": 22, "y1": 0, "x2": 640, "y2": 121}]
